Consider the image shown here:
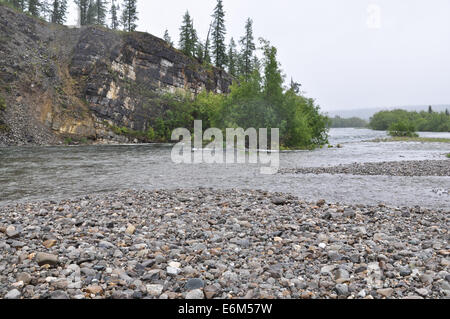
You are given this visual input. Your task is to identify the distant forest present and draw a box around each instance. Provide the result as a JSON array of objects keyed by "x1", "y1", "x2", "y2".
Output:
[
  {"x1": 329, "y1": 116, "x2": 368, "y2": 128},
  {"x1": 370, "y1": 107, "x2": 450, "y2": 132}
]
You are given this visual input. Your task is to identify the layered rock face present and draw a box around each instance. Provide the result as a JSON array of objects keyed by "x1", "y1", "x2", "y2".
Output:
[{"x1": 0, "y1": 5, "x2": 231, "y2": 145}]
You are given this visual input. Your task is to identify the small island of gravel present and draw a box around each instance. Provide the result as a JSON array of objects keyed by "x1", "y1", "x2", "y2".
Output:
[{"x1": 280, "y1": 160, "x2": 450, "y2": 177}]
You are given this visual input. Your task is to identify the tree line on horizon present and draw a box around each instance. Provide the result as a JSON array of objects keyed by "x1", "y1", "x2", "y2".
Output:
[
  {"x1": 329, "y1": 116, "x2": 368, "y2": 128},
  {"x1": 1, "y1": 0, "x2": 138, "y2": 32},
  {"x1": 370, "y1": 107, "x2": 450, "y2": 133}
]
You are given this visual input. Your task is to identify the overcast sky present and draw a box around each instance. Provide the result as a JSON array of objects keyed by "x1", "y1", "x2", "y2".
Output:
[{"x1": 67, "y1": 0, "x2": 450, "y2": 111}]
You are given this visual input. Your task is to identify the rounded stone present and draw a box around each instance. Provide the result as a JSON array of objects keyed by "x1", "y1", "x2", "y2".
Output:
[
  {"x1": 186, "y1": 289, "x2": 205, "y2": 300},
  {"x1": 185, "y1": 278, "x2": 205, "y2": 291}
]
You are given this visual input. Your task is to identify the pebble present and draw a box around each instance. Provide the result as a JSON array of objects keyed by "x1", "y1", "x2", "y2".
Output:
[
  {"x1": 185, "y1": 278, "x2": 205, "y2": 291},
  {"x1": 35, "y1": 252, "x2": 59, "y2": 266},
  {"x1": 6, "y1": 225, "x2": 20, "y2": 238},
  {"x1": 167, "y1": 266, "x2": 180, "y2": 276},
  {"x1": 43, "y1": 239, "x2": 57, "y2": 248},
  {"x1": 335, "y1": 284, "x2": 349, "y2": 296},
  {"x1": 86, "y1": 285, "x2": 103, "y2": 295},
  {"x1": 204, "y1": 285, "x2": 219, "y2": 299},
  {"x1": 146, "y1": 284, "x2": 164, "y2": 297},
  {"x1": 125, "y1": 224, "x2": 136, "y2": 235},
  {"x1": 420, "y1": 274, "x2": 434, "y2": 285},
  {"x1": 334, "y1": 269, "x2": 350, "y2": 282},
  {"x1": 377, "y1": 288, "x2": 394, "y2": 298},
  {"x1": 186, "y1": 289, "x2": 205, "y2": 300},
  {"x1": 16, "y1": 273, "x2": 32, "y2": 285},
  {"x1": 50, "y1": 291, "x2": 70, "y2": 299},
  {"x1": 5, "y1": 289, "x2": 21, "y2": 299},
  {"x1": 415, "y1": 288, "x2": 428, "y2": 297}
]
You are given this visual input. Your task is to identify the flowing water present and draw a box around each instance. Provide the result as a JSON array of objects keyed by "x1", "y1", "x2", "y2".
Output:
[{"x1": 1, "y1": 128, "x2": 449, "y2": 209}]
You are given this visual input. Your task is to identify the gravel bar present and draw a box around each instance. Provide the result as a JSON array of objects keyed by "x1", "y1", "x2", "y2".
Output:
[
  {"x1": 0, "y1": 189, "x2": 449, "y2": 299},
  {"x1": 280, "y1": 160, "x2": 450, "y2": 177}
]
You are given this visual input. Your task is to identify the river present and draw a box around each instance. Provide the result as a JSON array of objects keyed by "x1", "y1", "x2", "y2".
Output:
[{"x1": 0, "y1": 128, "x2": 449, "y2": 209}]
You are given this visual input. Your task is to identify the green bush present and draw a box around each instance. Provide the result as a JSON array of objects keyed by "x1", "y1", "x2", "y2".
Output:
[
  {"x1": 446, "y1": 153, "x2": 450, "y2": 159},
  {"x1": 388, "y1": 121, "x2": 419, "y2": 137}
]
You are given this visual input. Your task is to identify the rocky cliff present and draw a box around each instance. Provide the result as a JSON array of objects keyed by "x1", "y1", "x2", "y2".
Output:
[{"x1": 0, "y1": 5, "x2": 232, "y2": 145}]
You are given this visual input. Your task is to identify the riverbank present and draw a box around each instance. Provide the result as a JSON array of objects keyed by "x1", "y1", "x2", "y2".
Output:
[
  {"x1": 281, "y1": 160, "x2": 450, "y2": 177},
  {"x1": 1, "y1": 189, "x2": 449, "y2": 299}
]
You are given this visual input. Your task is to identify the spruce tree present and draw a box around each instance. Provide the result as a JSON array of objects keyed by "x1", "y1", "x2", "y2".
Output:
[
  {"x1": 39, "y1": 0, "x2": 51, "y2": 21},
  {"x1": 51, "y1": 0, "x2": 67, "y2": 24},
  {"x1": 227, "y1": 37, "x2": 237, "y2": 77},
  {"x1": 252, "y1": 55, "x2": 260, "y2": 73},
  {"x1": 179, "y1": 11, "x2": 197, "y2": 57},
  {"x1": 27, "y1": 0, "x2": 40, "y2": 16},
  {"x1": 7, "y1": 0, "x2": 27, "y2": 11},
  {"x1": 261, "y1": 39, "x2": 283, "y2": 104},
  {"x1": 86, "y1": 0, "x2": 96, "y2": 24},
  {"x1": 195, "y1": 42, "x2": 204, "y2": 63},
  {"x1": 203, "y1": 23, "x2": 212, "y2": 64},
  {"x1": 211, "y1": 0, "x2": 226, "y2": 69},
  {"x1": 110, "y1": 0, "x2": 120, "y2": 30},
  {"x1": 289, "y1": 78, "x2": 301, "y2": 94},
  {"x1": 74, "y1": 0, "x2": 89, "y2": 25},
  {"x1": 121, "y1": 0, "x2": 138, "y2": 32},
  {"x1": 163, "y1": 29, "x2": 173, "y2": 46},
  {"x1": 239, "y1": 18, "x2": 256, "y2": 80},
  {"x1": 95, "y1": 0, "x2": 107, "y2": 26}
]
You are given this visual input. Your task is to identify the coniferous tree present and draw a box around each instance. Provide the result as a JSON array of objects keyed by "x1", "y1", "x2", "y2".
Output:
[
  {"x1": 289, "y1": 78, "x2": 301, "y2": 94},
  {"x1": 7, "y1": 0, "x2": 27, "y2": 11},
  {"x1": 51, "y1": 0, "x2": 67, "y2": 24},
  {"x1": 94, "y1": 0, "x2": 107, "y2": 26},
  {"x1": 252, "y1": 55, "x2": 260, "y2": 73},
  {"x1": 74, "y1": 0, "x2": 89, "y2": 25},
  {"x1": 260, "y1": 38, "x2": 283, "y2": 104},
  {"x1": 211, "y1": 0, "x2": 226, "y2": 69},
  {"x1": 86, "y1": 0, "x2": 97, "y2": 24},
  {"x1": 189, "y1": 18, "x2": 198, "y2": 56},
  {"x1": 179, "y1": 11, "x2": 197, "y2": 57},
  {"x1": 27, "y1": 0, "x2": 40, "y2": 16},
  {"x1": 446, "y1": 109, "x2": 449, "y2": 116},
  {"x1": 195, "y1": 42, "x2": 204, "y2": 63},
  {"x1": 39, "y1": 0, "x2": 51, "y2": 21},
  {"x1": 227, "y1": 37, "x2": 237, "y2": 77},
  {"x1": 110, "y1": 0, "x2": 120, "y2": 30},
  {"x1": 163, "y1": 29, "x2": 173, "y2": 46},
  {"x1": 203, "y1": 23, "x2": 212, "y2": 64},
  {"x1": 239, "y1": 18, "x2": 256, "y2": 80},
  {"x1": 121, "y1": 0, "x2": 138, "y2": 32}
]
